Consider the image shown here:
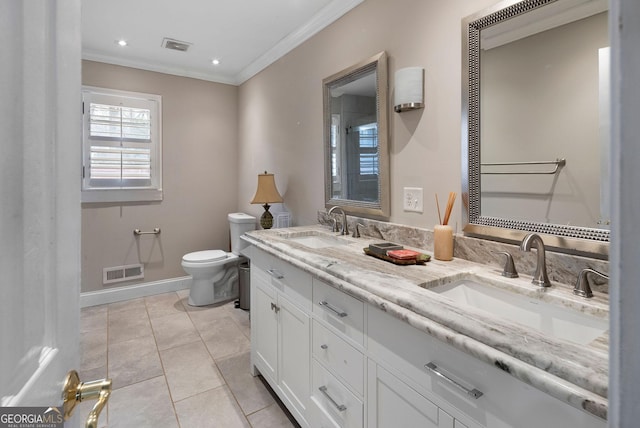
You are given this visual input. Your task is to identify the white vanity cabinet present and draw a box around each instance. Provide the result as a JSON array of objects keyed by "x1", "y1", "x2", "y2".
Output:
[
  {"x1": 249, "y1": 248, "x2": 312, "y2": 427},
  {"x1": 247, "y1": 245, "x2": 607, "y2": 428}
]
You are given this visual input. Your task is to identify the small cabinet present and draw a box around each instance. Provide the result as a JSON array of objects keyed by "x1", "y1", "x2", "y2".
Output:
[
  {"x1": 252, "y1": 277, "x2": 279, "y2": 383},
  {"x1": 367, "y1": 363, "x2": 465, "y2": 428},
  {"x1": 279, "y1": 295, "x2": 311, "y2": 417},
  {"x1": 250, "y1": 248, "x2": 312, "y2": 426}
]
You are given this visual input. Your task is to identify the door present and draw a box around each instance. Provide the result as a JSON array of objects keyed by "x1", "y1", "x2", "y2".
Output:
[
  {"x1": 1, "y1": 0, "x2": 84, "y2": 426},
  {"x1": 368, "y1": 364, "x2": 454, "y2": 428},
  {"x1": 252, "y1": 277, "x2": 279, "y2": 383},
  {"x1": 278, "y1": 295, "x2": 310, "y2": 420}
]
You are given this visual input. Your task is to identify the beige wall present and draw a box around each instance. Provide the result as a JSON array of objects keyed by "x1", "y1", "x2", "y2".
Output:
[
  {"x1": 81, "y1": 61, "x2": 239, "y2": 292},
  {"x1": 237, "y1": 0, "x2": 498, "y2": 228}
]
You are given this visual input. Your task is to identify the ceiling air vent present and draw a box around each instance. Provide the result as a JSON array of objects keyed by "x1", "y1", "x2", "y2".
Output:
[{"x1": 162, "y1": 38, "x2": 192, "y2": 52}]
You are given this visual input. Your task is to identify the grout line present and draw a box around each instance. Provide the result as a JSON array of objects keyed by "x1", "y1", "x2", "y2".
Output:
[{"x1": 144, "y1": 292, "x2": 183, "y2": 428}]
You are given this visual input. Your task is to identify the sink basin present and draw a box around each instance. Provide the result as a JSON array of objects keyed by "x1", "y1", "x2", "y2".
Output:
[
  {"x1": 430, "y1": 279, "x2": 608, "y2": 345},
  {"x1": 284, "y1": 233, "x2": 351, "y2": 249}
]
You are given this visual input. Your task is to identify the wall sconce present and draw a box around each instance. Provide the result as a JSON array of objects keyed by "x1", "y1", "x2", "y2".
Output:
[
  {"x1": 250, "y1": 171, "x2": 283, "y2": 229},
  {"x1": 394, "y1": 67, "x2": 424, "y2": 113}
]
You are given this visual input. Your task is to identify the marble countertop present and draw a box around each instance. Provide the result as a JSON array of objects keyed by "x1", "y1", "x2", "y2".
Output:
[{"x1": 241, "y1": 225, "x2": 609, "y2": 420}]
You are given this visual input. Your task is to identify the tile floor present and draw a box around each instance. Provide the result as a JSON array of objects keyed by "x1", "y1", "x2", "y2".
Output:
[{"x1": 80, "y1": 290, "x2": 299, "y2": 428}]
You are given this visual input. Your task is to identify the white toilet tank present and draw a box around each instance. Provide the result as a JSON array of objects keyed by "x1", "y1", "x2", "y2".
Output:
[{"x1": 228, "y1": 213, "x2": 256, "y2": 254}]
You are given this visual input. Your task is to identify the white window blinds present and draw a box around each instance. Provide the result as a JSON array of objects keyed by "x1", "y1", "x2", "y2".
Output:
[
  {"x1": 82, "y1": 87, "x2": 162, "y2": 203},
  {"x1": 88, "y1": 103, "x2": 152, "y2": 184}
]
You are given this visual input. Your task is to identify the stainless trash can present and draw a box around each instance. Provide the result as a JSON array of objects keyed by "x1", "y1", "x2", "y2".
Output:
[{"x1": 238, "y1": 261, "x2": 250, "y2": 310}]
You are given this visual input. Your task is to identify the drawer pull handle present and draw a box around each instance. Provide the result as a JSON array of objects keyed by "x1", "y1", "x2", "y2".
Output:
[
  {"x1": 319, "y1": 385, "x2": 347, "y2": 411},
  {"x1": 267, "y1": 269, "x2": 284, "y2": 279},
  {"x1": 319, "y1": 301, "x2": 347, "y2": 318},
  {"x1": 424, "y1": 362, "x2": 483, "y2": 399},
  {"x1": 270, "y1": 302, "x2": 280, "y2": 313},
  {"x1": 320, "y1": 344, "x2": 328, "y2": 350}
]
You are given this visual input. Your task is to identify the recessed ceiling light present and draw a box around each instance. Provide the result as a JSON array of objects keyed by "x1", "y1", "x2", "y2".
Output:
[
  {"x1": 212, "y1": 59, "x2": 220, "y2": 66},
  {"x1": 116, "y1": 40, "x2": 128, "y2": 47}
]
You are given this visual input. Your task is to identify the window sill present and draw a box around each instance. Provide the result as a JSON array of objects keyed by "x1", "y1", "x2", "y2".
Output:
[{"x1": 81, "y1": 188, "x2": 163, "y2": 204}]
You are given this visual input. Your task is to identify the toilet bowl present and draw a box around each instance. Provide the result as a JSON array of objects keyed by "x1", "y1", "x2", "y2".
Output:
[{"x1": 182, "y1": 213, "x2": 256, "y2": 306}]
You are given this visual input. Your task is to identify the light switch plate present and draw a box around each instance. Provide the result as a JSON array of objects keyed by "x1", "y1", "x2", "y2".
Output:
[{"x1": 403, "y1": 187, "x2": 423, "y2": 213}]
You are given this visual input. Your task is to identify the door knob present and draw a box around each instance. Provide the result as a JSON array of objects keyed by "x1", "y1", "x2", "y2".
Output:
[{"x1": 62, "y1": 370, "x2": 112, "y2": 428}]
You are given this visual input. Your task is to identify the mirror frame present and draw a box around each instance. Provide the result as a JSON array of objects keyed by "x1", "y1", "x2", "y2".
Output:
[
  {"x1": 462, "y1": 0, "x2": 609, "y2": 258},
  {"x1": 323, "y1": 51, "x2": 390, "y2": 219}
]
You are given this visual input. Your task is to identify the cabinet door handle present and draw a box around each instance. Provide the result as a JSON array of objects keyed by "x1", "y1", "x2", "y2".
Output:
[
  {"x1": 424, "y1": 362, "x2": 483, "y2": 399},
  {"x1": 270, "y1": 302, "x2": 280, "y2": 313},
  {"x1": 318, "y1": 300, "x2": 347, "y2": 318},
  {"x1": 320, "y1": 344, "x2": 328, "y2": 350},
  {"x1": 318, "y1": 385, "x2": 347, "y2": 411},
  {"x1": 267, "y1": 269, "x2": 284, "y2": 279}
]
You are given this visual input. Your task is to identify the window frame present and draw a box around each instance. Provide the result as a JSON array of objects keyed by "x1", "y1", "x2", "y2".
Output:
[{"x1": 81, "y1": 86, "x2": 163, "y2": 203}]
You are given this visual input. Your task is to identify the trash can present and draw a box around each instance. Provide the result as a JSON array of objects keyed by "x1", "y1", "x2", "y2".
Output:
[{"x1": 238, "y1": 261, "x2": 250, "y2": 310}]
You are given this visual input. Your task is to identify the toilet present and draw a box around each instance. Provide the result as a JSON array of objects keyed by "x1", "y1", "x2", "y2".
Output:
[{"x1": 182, "y1": 213, "x2": 256, "y2": 306}]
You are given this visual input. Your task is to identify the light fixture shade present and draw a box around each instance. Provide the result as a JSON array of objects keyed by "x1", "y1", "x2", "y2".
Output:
[
  {"x1": 394, "y1": 67, "x2": 424, "y2": 113},
  {"x1": 250, "y1": 171, "x2": 283, "y2": 204}
]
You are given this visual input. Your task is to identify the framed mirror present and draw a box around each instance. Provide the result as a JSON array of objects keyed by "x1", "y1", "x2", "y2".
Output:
[
  {"x1": 462, "y1": 0, "x2": 610, "y2": 257},
  {"x1": 323, "y1": 51, "x2": 390, "y2": 219}
]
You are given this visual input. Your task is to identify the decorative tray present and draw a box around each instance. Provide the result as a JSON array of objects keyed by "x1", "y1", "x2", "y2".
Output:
[{"x1": 363, "y1": 248, "x2": 431, "y2": 265}]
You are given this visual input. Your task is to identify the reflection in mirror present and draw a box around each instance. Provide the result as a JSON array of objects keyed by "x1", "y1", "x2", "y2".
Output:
[
  {"x1": 462, "y1": 0, "x2": 610, "y2": 257},
  {"x1": 324, "y1": 51, "x2": 389, "y2": 219}
]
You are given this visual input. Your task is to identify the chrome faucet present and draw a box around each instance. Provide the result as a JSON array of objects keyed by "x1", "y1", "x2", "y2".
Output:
[
  {"x1": 574, "y1": 268, "x2": 608, "y2": 298},
  {"x1": 327, "y1": 206, "x2": 349, "y2": 236},
  {"x1": 520, "y1": 233, "x2": 551, "y2": 287}
]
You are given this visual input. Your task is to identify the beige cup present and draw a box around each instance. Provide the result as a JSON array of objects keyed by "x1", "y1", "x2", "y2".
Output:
[{"x1": 433, "y1": 225, "x2": 454, "y2": 261}]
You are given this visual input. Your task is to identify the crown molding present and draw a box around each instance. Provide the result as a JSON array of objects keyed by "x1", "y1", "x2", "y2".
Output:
[{"x1": 82, "y1": 50, "x2": 238, "y2": 85}]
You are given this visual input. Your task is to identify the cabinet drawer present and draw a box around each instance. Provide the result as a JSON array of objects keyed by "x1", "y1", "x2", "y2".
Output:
[
  {"x1": 367, "y1": 306, "x2": 606, "y2": 428},
  {"x1": 313, "y1": 320, "x2": 364, "y2": 396},
  {"x1": 311, "y1": 360, "x2": 363, "y2": 428},
  {"x1": 250, "y1": 247, "x2": 312, "y2": 311},
  {"x1": 313, "y1": 279, "x2": 364, "y2": 346}
]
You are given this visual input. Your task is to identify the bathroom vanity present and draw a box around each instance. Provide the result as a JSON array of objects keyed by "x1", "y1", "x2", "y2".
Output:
[{"x1": 242, "y1": 225, "x2": 608, "y2": 428}]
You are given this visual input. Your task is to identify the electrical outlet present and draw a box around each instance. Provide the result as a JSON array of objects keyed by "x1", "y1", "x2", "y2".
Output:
[{"x1": 403, "y1": 187, "x2": 423, "y2": 213}]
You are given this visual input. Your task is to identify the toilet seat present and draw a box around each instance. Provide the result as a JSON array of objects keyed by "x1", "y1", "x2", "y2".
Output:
[{"x1": 183, "y1": 250, "x2": 227, "y2": 263}]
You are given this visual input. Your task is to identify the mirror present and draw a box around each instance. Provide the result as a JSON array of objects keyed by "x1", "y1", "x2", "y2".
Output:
[
  {"x1": 462, "y1": 0, "x2": 610, "y2": 257},
  {"x1": 324, "y1": 51, "x2": 390, "y2": 219}
]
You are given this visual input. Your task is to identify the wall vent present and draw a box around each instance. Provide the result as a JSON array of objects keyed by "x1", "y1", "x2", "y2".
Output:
[
  {"x1": 103, "y1": 264, "x2": 144, "y2": 285},
  {"x1": 162, "y1": 38, "x2": 192, "y2": 52}
]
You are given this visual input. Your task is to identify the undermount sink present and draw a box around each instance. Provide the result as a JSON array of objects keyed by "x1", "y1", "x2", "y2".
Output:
[
  {"x1": 430, "y1": 279, "x2": 608, "y2": 345},
  {"x1": 284, "y1": 232, "x2": 351, "y2": 249}
]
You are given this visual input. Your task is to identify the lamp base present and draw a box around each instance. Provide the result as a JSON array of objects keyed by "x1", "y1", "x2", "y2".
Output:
[{"x1": 260, "y1": 204, "x2": 274, "y2": 229}]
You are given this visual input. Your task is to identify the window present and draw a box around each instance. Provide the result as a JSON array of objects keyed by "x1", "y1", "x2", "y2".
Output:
[
  {"x1": 357, "y1": 123, "x2": 378, "y2": 176},
  {"x1": 81, "y1": 86, "x2": 162, "y2": 203}
]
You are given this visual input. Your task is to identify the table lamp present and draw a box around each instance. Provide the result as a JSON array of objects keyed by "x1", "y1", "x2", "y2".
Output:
[{"x1": 250, "y1": 171, "x2": 283, "y2": 229}]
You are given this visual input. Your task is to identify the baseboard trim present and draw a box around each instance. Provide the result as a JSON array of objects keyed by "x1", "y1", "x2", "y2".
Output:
[{"x1": 80, "y1": 276, "x2": 191, "y2": 308}]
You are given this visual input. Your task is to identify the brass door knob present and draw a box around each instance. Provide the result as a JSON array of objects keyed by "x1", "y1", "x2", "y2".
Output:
[{"x1": 62, "y1": 370, "x2": 112, "y2": 428}]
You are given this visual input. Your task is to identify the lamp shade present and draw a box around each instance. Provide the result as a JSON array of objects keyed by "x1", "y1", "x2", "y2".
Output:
[
  {"x1": 394, "y1": 67, "x2": 424, "y2": 112},
  {"x1": 251, "y1": 172, "x2": 283, "y2": 204}
]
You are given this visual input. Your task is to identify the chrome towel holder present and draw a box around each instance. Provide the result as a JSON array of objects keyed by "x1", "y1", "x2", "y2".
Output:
[
  {"x1": 133, "y1": 228, "x2": 161, "y2": 236},
  {"x1": 481, "y1": 158, "x2": 566, "y2": 175}
]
